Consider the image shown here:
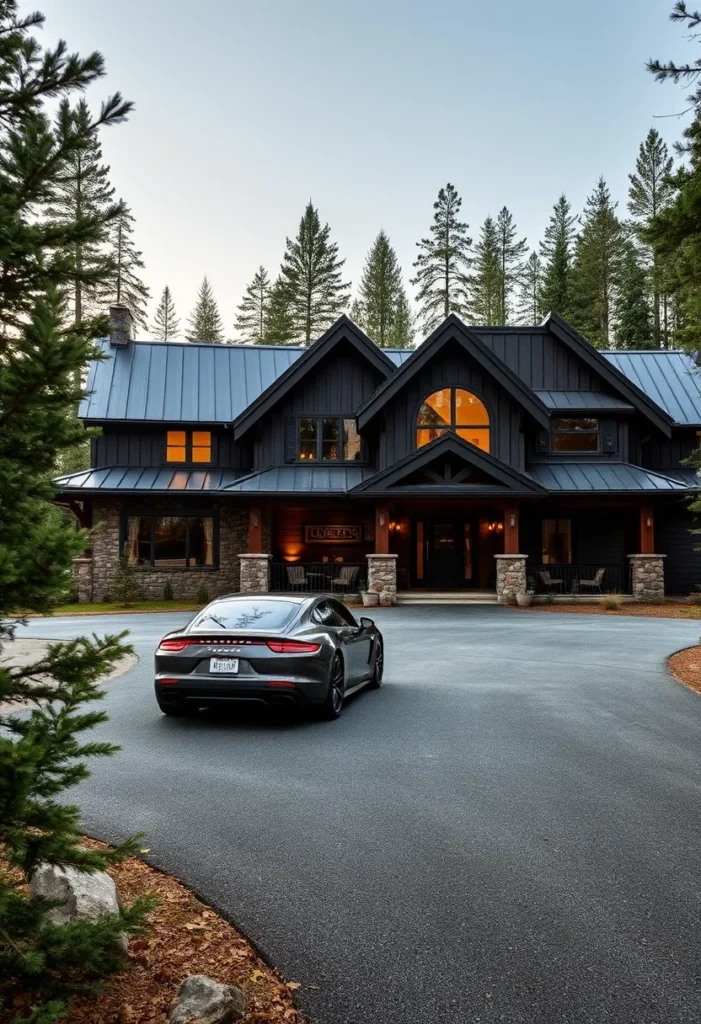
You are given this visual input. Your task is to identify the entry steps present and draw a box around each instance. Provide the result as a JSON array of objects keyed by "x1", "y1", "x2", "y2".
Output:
[{"x1": 395, "y1": 590, "x2": 498, "y2": 606}]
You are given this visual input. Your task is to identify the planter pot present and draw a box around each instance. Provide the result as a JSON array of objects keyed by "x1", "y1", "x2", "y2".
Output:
[
  {"x1": 361, "y1": 592, "x2": 379, "y2": 607},
  {"x1": 516, "y1": 593, "x2": 534, "y2": 607}
]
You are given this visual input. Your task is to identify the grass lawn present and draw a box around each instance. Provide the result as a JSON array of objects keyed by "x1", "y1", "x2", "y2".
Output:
[{"x1": 20, "y1": 599, "x2": 203, "y2": 617}]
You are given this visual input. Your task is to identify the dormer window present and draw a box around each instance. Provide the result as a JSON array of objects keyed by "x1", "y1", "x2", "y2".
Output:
[
  {"x1": 166, "y1": 430, "x2": 212, "y2": 463},
  {"x1": 297, "y1": 417, "x2": 362, "y2": 461},
  {"x1": 551, "y1": 418, "x2": 599, "y2": 452},
  {"x1": 416, "y1": 388, "x2": 490, "y2": 453}
]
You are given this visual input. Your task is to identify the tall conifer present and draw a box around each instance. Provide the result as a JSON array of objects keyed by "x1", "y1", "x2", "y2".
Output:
[
  {"x1": 353, "y1": 230, "x2": 412, "y2": 347},
  {"x1": 495, "y1": 206, "x2": 528, "y2": 323},
  {"x1": 412, "y1": 182, "x2": 472, "y2": 331},
  {"x1": 467, "y1": 216, "x2": 501, "y2": 325},
  {"x1": 235, "y1": 266, "x2": 271, "y2": 343},
  {"x1": 517, "y1": 251, "x2": 543, "y2": 323},
  {"x1": 279, "y1": 201, "x2": 350, "y2": 345},
  {"x1": 569, "y1": 178, "x2": 626, "y2": 347},
  {"x1": 539, "y1": 194, "x2": 578, "y2": 319},
  {"x1": 187, "y1": 276, "x2": 224, "y2": 342},
  {"x1": 152, "y1": 285, "x2": 179, "y2": 341},
  {"x1": 102, "y1": 200, "x2": 150, "y2": 330},
  {"x1": 264, "y1": 276, "x2": 297, "y2": 345},
  {"x1": 615, "y1": 245, "x2": 654, "y2": 348}
]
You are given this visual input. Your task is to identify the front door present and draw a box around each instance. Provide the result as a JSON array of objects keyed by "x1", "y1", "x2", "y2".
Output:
[{"x1": 417, "y1": 519, "x2": 477, "y2": 589}]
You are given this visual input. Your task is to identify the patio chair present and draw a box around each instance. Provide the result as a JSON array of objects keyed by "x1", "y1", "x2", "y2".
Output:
[
  {"x1": 578, "y1": 568, "x2": 605, "y2": 594},
  {"x1": 331, "y1": 565, "x2": 359, "y2": 592},
  {"x1": 537, "y1": 570, "x2": 564, "y2": 594},
  {"x1": 286, "y1": 565, "x2": 307, "y2": 591}
]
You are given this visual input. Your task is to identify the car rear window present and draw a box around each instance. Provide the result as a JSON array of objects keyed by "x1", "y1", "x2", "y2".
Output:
[{"x1": 189, "y1": 599, "x2": 299, "y2": 632}]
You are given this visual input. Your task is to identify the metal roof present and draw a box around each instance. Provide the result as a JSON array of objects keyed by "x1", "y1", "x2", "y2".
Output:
[
  {"x1": 533, "y1": 390, "x2": 634, "y2": 413},
  {"x1": 603, "y1": 351, "x2": 701, "y2": 426},
  {"x1": 527, "y1": 462, "x2": 687, "y2": 492},
  {"x1": 54, "y1": 466, "x2": 242, "y2": 493},
  {"x1": 224, "y1": 466, "x2": 376, "y2": 494}
]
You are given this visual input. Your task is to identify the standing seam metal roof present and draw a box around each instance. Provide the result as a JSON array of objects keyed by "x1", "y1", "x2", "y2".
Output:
[
  {"x1": 527, "y1": 462, "x2": 687, "y2": 492},
  {"x1": 603, "y1": 351, "x2": 701, "y2": 425}
]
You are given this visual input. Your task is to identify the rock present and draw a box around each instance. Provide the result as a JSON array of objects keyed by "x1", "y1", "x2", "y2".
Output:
[
  {"x1": 30, "y1": 863, "x2": 128, "y2": 952},
  {"x1": 169, "y1": 975, "x2": 246, "y2": 1024}
]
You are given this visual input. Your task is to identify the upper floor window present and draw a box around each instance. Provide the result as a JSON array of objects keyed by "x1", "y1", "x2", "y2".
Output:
[
  {"x1": 298, "y1": 417, "x2": 362, "y2": 461},
  {"x1": 166, "y1": 430, "x2": 212, "y2": 463},
  {"x1": 552, "y1": 418, "x2": 599, "y2": 453},
  {"x1": 416, "y1": 388, "x2": 490, "y2": 453}
]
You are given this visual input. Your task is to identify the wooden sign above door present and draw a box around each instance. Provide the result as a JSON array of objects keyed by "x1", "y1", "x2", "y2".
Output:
[{"x1": 304, "y1": 525, "x2": 362, "y2": 544}]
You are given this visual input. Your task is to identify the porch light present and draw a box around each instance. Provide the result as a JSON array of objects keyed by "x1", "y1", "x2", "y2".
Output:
[
  {"x1": 509, "y1": 513, "x2": 516, "y2": 528},
  {"x1": 646, "y1": 515, "x2": 652, "y2": 528},
  {"x1": 389, "y1": 521, "x2": 400, "y2": 533}
]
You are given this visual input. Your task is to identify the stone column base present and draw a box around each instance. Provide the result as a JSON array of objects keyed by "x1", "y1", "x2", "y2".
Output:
[
  {"x1": 628, "y1": 554, "x2": 665, "y2": 602},
  {"x1": 494, "y1": 554, "x2": 528, "y2": 605},
  {"x1": 367, "y1": 553, "x2": 398, "y2": 607},
  {"x1": 72, "y1": 557, "x2": 93, "y2": 603},
  {"x1": 238, "y1": 553, "x2": 272, "y2": 593}
]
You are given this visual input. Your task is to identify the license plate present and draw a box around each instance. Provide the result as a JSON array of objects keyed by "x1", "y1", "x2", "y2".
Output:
[{"x1": 210, "y1": 658, "x2": 239, "y2": 674}]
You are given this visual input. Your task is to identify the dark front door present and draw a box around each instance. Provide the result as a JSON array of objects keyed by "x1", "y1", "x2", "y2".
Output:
[{"x1": 418, "y1": 519, "x2": 477, "y2": 589}]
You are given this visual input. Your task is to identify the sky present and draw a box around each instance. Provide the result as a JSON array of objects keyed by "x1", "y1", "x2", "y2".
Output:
[{"x1": 34, "y1": 0, "x2": 690, "y2": 340}]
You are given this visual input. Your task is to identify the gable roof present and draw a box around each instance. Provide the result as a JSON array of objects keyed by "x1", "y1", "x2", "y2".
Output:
[
  {"x1": 356, "y1": 315, "x2": 551, "y2": 431},
  {"x1": 232, "y1": 316, "x2": 397, "y2": 439},
  {"x1": 350, "y1": 431, "x2": 547, "y2": 496},
  {"x1": 543, "y1": 313, "x2": 673, "y2": 436},
  {"x1": 602, "y1": 350, "x2": 701, "y2": 426},
  {"x1": 528, "y1": 462, "x2": 687, "y2": 493}
]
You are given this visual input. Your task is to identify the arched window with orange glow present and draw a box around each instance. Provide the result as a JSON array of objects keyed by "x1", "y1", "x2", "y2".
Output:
[{"x1": 416, "y1": 388, "x2": 490, "y2": 452}]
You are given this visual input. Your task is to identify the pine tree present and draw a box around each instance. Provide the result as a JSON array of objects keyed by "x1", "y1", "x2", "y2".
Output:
[
  {"x1": 412, "y1": 182, "x2": 472, "y2": 331},
  {"x1": 539, "y1": 194, "x2": 578, "y2": 319},
  {"x1": 187, "y1": 276, "x2": 224, "y2": 342},
  {"x1": 386, "y1": 290, "x2": 414, "y2": 348},
  {"x1": 235, "y1": 266, "x2": 271, "y2": 343},
  {"x1": 569, "y1": 178, "x2": 627, "y2": 347},
  {"x1": 495, "y1": 206, "x2": 528, "y2": 323},
  {"x1": 263, "y1": 276, "x2": 297, "y2": 345},
  {"x1": 353, "y1": 230, "x2": 413, "y2": 347},
  {"x1": 279, "y1": 201, "x2": 350, "y2": 344},
  {"x1": 467, "y1": 216, "x2": 502, "y2": 325},
  {"x1": 102, "y1": 200, "x2": 150, "y2": 330},
  {"x1": 615, "y1": 244, "x2": 654, "y2": 349},
  {"x1": 517, "y1": 251, "x2": 543, "y2": 323},
  {"x1": 151, "y1": 285, "x2": 180, "y2": 341}
]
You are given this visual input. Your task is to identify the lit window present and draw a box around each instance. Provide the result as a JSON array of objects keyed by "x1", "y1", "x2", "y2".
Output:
[
  {"x1": 297, "y1": 417, "x2": 363, "y2": 462},
  {"x1": 542, "y1": 519, "x2": 572, "y2": 564},
  {"x1": 551, "y1": 418, "x2": 599, "y2": 452},
  {"x1": 298, "y1": 419, "x2": 318, "y2": 460},
  {"x1": 192, "y1": 431, "x2": 212, "y2": 463},
  {"x1": 166, "y1": 430, "x2": 187, "y2": 462},
  {"x1": 416, "y1": 388, "x2": 490, "y2": 452},
  {"x1": 125, "y1": 515, "x2": 215, "y2": 567},
  {"x1": 166, "y1": 430, "x2": 211, "y2": 464}
]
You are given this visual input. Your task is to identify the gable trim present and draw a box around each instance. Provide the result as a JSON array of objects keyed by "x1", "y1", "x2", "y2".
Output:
[{"x1": 232, "y1": 316, "x2": 396, "y2": 439}]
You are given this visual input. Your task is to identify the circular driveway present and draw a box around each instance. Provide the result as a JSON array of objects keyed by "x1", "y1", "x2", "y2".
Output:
[{"x1": 15, "y1": 607, "x2": 701, "y2": 1024}]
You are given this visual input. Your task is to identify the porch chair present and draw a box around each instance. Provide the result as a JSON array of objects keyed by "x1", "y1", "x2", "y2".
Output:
[
  {"x1": 537, "y1": 570, "x2": 564, "y2": 594},
  {"x1": 286, "y1": 565, "x2": 308, "y2": 591},
  {"x1": 578, "y1": 568, "x2": 606, "y2": 594},
  {"x1": 331, "y1": 565, "x2": 359, "y2": 592}
]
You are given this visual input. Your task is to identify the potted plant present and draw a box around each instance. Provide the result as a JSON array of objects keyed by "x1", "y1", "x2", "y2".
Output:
[
  {"x1": 516, "y1": 587, "x2": 535, "y2": 608},
  {"x1": 361, "y1": 589, "x2": 379, "y2": 607}
]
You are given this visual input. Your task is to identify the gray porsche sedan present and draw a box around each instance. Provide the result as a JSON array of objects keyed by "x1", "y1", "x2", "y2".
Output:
[{"x1": 154, "y1": 594, "x2": 384, "y2": 720}]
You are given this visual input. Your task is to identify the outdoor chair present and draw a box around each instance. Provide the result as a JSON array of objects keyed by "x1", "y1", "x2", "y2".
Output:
[
  {"x1": 578, "y1": 568, "x2": 606, "y2": 594},
  {"x1": 286, "y1": 565, "x2": 307, "y2": 591},
  {"x1": 537, "y1": 570, "x2": 564, "y2": 594},
  {"x1": 330, "y1": 565, "x2": 359, "y2": 592}
]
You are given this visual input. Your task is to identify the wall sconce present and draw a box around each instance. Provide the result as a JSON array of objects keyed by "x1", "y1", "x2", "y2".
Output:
[
  {"x1": 509, "y1": 513, "x2": 516, "y2": 529},
  {"x1": 487, "y1": 521, "x2": 504, "y2": 533},
  {"x1": 646, "y1": 515, "x2": 652, "y2": 528},
  {"x1": 379, "y1": 512, "x2": 386, "y2": 527},
  {"x1": 389, "y1": 521, "x2": 400, "y2": 533}
]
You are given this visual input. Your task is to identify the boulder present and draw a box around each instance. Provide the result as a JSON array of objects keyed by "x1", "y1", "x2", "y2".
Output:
[
  {"x1": 30, "y1": 863, "x2": 127, "y2": 951},
  {"x1": 169, "y1": 975, "x2": 246, "y2": 1024}
]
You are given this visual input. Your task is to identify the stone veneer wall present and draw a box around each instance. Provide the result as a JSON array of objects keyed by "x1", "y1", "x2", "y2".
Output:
[
  {"x1": 367, "y1": 554, "x2": 398, "y2": 607},
  {"x1": 239, "y1": 553, "x2": 272, "y2": 592},
  {"x1": 89, "y1": 500, "x2": 248, "y2": 602},
  {"x1": 628, "y1": 554, "x2": 665, "y2": 602},
  {"x1": 494, "y1": 554, "x2": 527, "y2": 605}
]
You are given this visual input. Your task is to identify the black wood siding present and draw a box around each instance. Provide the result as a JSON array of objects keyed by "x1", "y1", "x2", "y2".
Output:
[
  {"x1": 640, "y1": 429, "x2": 697, "y2": 472},
  {"x1": 657, "y1": 505, "x2": 701, "y2": 593},
  {"x1": 478, "y1": 329, "x2": 605, "y2": 390},
  {"x1": 92, "y1": 425, "x2": 251, "y2": 470}
]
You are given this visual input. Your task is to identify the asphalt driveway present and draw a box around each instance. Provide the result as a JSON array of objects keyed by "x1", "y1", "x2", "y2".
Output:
[{"x1": 12, "y1": 606, "x2": 701, "y2": 1024}]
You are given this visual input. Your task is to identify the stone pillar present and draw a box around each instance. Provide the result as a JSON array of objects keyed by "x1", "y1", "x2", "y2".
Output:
[
  {"x1": 494, "y1": 554, "x2": 527, "y2": 605},
  {"x1": 238, "y1": 553, "x2": 271, "y2": 593},
  {"x1": 367, "y1": 553, "x2": 398, "y2": 607},
  {"x1": 72, "y1": 557, "x2": 94, "y2": 603},
  {"x1": 628, "y1": 554, "x2": 665, "y2": 602}
]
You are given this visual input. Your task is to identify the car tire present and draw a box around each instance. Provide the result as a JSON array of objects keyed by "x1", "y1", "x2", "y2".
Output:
[
  {"x1": 157, "y1": 699, "x2": 192, "y2": 717},
  {"x1": 368, "y1": 639, "x2": 383, "y2": 689},
  {"x1": 317, "y1": 653, "x2": 345, "y2": 721}
]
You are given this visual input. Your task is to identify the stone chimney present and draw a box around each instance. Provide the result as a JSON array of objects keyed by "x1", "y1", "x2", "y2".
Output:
[{"x1": 109, "y1": 305, "x2": 133, "y2": 346}]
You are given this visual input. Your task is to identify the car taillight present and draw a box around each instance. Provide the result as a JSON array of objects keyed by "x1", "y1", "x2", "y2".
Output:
[
  {"x1": 269, "y1": 680, "x2": 296, "y2": 688},
  {"x1": 159, "y1": 639, "x2": 192, "y2": 652},
  {"x1": 266, "y1": 640, "x2": 320, "y2": 654}
]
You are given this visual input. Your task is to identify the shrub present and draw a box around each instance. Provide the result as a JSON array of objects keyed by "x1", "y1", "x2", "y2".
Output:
[
  {"x1": 601, "y1": 594, "x2": 623, "y2": 611},
  {"x1": 686, "y1": 592, "x2": 701, "y2": 606},
  {"x1": 545, "y1": 591, "x2": 556, "y2": 605},
  {"x1": 110, "y1": 547, "x2": 143, "y2": 608},
  {"x1": 196, "y1": 583, "x2": 211, "y2": 606},
  {"x1": 163, "y1": 581, "x2": 174, "y2": 601}
]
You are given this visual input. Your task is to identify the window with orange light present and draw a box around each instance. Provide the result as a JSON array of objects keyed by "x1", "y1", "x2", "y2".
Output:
[
  {"x1": 416, "y1": 388, "x2": 490, "y2": 452},
  {"x1": 166, "y1": 429, "x2": 212, "y2": 463}
]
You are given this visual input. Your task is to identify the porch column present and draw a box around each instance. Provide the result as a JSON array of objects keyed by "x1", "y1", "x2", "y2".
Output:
[
  {"x1": 494, "y1": 554, "x2": 528, "y2": 605},
  {"x1": 238, "y1": 553, "x2": 271, "y2": 593},
  {"x1": 367, "y1": 553, "x2": 398, "y2": 606},
  {"x1": 628, "y1": 505, "x2": 665, "y2": 601},
  {"x1": 504, "y1": 506, "x2": 519, "y2": 555},
  {"x1": 375, "y1": 503, "x2": 390, "y2": 555},
  {"x1": 639, "y1": 504, "x2": 655, "y2": 555},
  {"x1": 248, "y1": 505, "x2": 263, "y2": 554}
]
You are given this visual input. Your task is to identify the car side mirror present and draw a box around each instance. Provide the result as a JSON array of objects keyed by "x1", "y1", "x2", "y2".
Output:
[{"x1": 359, "y1": 616, "x2": 374, "y2": 630}]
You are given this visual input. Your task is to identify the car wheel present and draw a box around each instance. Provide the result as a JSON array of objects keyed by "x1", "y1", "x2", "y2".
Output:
[
  {"x1": 157, "y1": 699, "x2": 192, "y2": 717},
  {"x1": 318, "y1": 653, "x2": 345, "y2": 721},
  {"x1": 368, "y1": 639, "x2": 383, "y2": 689}
]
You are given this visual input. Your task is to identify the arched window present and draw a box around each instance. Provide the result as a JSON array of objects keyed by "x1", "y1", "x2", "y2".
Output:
[{"x1": 416, "y1": 388, "x2": 490, "y2": 453}]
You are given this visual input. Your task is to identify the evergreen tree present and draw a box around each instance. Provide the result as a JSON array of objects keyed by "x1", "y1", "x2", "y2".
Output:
[
  {"x1": 263, "y1": 275, "x2": 297, "y2": 345},
  {"x1": 235, "y1": 265, "x2": 270, "y2": 343},
  {"x1": 353, "y1": 230, "x2": 413, "y2": 347},
  {"x1": 628, "y1": 128, "x2": 675, "y2": 347},
  {"x1": 186, "y1": 276, "x2": 224, "y2": 343},
  {"x1": 412, "y1": 182, "x2": 472, "y2": 331},
  {"x1": 151, "y1": 285, "x2": 179, "y2": 341},
  {"x1": 615, "y1": 244, "x2": 654, "y2": 348},
  {"x1": 539, "y1": 194, "x2": 578, "y2": 319},
  {"x1": 467, "y1": 216, "x2": 501, "y2": 325},
  {"x1": 279, "y1": 201, "x2": 350, "y2": 344},
  {"x1": 102, "y1": 200, "x2": 150, "y2": 330},
  {"x1": 46, "y1": 98, "x2": 118, "y2": 322},
  {"x1": 569, "y1": 178, "x2": 626, "y2": 347},
  {"x1": 495, "y1": 206, "x2": 528, "y2": 323},
  {"x1": 517, "y1": 251, "x2": 543, "y2": 323}
]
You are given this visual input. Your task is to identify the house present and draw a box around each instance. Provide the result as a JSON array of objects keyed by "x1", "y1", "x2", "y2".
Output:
[{"x1": 54, "y1": 306, "x2": 701, "y2": 605}]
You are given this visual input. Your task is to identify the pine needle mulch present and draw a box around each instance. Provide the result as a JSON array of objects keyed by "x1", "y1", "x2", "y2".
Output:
[
  {"x1": 668, "y1": 646, "x2": 701, "y2": 697},
  {"x1": 511, "y1": 602, "x2": 701, "y2": 619}
]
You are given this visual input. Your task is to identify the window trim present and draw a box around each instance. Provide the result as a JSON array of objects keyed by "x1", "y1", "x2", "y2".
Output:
[
  {"x1": 550, "y1": 417, "x2": 600, "y2": 454},
  {"x1": 414, "y1": 386, "x2": 492, "y2": 453},
  {"x1": 165, "y1": 429, "x2": 213, "y2": 466},
  {"x1": 295, "y1": 415, "x2": 365, "y2": 464},
  {"x1": 119, "y1": 508, "x2": 220, "y2": 570}
]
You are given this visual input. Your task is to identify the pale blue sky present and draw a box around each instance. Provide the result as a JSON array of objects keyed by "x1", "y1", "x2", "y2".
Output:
[{"x1": 36, "y1": 0, "x2": 687, "y2": 338}]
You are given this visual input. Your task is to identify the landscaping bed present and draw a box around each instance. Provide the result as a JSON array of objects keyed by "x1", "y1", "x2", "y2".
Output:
[
  {"x1": 668, "y1": 647, "x2": 701, "y2": 696},
  {"x1": 511, "y1": 602, "x2": 701, "y2": 619}
]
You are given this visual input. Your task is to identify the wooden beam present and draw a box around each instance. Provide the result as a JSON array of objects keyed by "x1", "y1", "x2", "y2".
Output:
[
  {"x1": 375, "y1": 504, "x2": 390, "y2": 554},
  {"x1": 504, "y1": 506, "x2": 520, "y2": 555},
  {"x1": 640, "y1": 504, "x2": 655, "y2": 554},
  {"x1": 248, "y1": 505, "x2": 263, "y2": 553}
]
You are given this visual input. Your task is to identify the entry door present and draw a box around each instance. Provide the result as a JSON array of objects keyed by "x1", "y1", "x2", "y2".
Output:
[{"x1": 423, "y1": 520, "x2": 476, "y2": 589}]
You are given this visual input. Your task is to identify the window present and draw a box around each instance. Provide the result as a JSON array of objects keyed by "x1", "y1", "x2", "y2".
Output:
[
  {"x1": 166, "y1": 430, "x2": 212, "y2": 463},
  {"x1": 191, "y1": 599, "x2": 298, "y2": 631},
  {"x1": 125, "y1": 514, "x2": 215, "y2": 567},
  {"x1": 312, "y1": 600, "x2": 352, "y2": 627},
  {"x1": 542, "y1": 519, "x2": 572, "y2": 564},
  {"x1": 416, "y1": 388, "x2": 490, "y2": 452},
  {"x1": 297, "y1": 417, "x2": 362, "y2": 462},
  {"x1": 551, "y1": 418, "x2": 599, "y2": 453}
]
